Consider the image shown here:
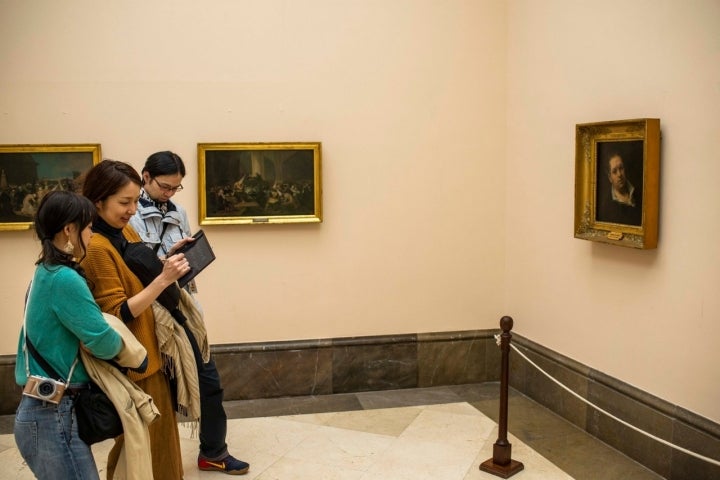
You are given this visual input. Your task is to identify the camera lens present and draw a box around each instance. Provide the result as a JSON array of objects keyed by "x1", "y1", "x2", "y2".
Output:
[{"x1": 37, "y1": 380, "x2": 57, "y2": 398}]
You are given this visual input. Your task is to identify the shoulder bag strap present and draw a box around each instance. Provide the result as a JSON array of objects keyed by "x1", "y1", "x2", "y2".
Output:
[
  {"x1": 25, "y1": 336, "x2": 63, "y2": 380},
  {"x1": 153, "y1": 221, "x2": 170, "y2": 254}
]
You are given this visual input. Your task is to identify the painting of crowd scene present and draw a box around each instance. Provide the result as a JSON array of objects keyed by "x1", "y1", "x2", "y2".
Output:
[
  {"x1": 199, "y1": 143, "x2": 322, "y2": 224},
  {"x1": 0, "y1": 145, "x2": 100, "y2": 230}
]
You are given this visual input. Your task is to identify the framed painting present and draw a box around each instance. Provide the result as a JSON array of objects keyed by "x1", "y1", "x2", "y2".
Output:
[
  {"x1": 198, "y1": 142, "x2": 322, "y2": 225},
  {"x1": 0, "y1": 144, "x2": 101, "y2": 231},
  {"x1": 574, "y1": 119, "x2": 660, "y2": 249}
]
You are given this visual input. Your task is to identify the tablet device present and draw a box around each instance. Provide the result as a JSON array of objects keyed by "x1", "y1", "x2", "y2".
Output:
[{"x1": 175, "y1": 230, "x2": 216, "y2": 288}]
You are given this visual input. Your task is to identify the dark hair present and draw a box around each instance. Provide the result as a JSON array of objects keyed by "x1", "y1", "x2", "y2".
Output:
[
  {"x1": 34, "y1": 190, "x2": 95, "y2": 269},
  {"x1": 142, "y1": 151, "x2": 186, "y2": 181},
  {"x1": 81, "y1": 159, "x2": 142, "y2": 204}
]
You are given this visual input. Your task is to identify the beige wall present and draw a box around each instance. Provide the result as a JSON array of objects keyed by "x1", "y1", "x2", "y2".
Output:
[
  {"x1": 0, "y1": 4, "x2": 506, "y2": 349},
  {"x1": 1, "y1": 0, "x2": 718, "y2": 425},
  {"x1": 505, "y1": 0, "x2": 720, "y2": 423}
]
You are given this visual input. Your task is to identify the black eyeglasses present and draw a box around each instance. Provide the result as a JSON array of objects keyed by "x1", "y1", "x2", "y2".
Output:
[{"x1": 151, "y1": 177, "x2": 183, "y2": 193}]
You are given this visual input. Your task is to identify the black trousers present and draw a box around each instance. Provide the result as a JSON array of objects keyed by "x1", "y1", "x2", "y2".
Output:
[
  {"x1": 197, "y1": 355, "x2": 229, "y2": 459},
  {"x1": 182, "y1": 323, "x2": 229, "y2": 460}
]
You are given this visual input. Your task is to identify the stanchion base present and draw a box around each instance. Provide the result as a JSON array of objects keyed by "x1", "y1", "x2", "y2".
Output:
[{"x1": 479, "y1": 458, "x2": 524, "y2": 478}]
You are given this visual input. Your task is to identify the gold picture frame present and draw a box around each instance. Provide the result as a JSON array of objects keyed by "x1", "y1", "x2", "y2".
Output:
[
  {"x1": 198, "y1": 142, "x2": 322, "y2": 225},
  {"x1": 574, "y1": 119, "x2": 660, "y2": 249},
  {"x1": 0, "y1": 144, "x2": 101, "y2": 231}
]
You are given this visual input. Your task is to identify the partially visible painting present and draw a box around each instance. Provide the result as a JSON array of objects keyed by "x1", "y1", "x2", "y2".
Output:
[
  {"x1": 198, "y1": 142, "x2": 322, "y2": 225},
  {"x1": 0, "y1": 144, "x2": 101, "y2": 231}
]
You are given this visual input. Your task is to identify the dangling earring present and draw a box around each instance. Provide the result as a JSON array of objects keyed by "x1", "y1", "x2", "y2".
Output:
[{"x1": 64, "y1": 240, "x2": 74, "y2": 254}]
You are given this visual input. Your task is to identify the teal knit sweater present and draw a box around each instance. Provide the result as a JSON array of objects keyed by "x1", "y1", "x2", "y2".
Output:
[{"x1": 15, "y1": 264, "x2": 122, "y2": 386}]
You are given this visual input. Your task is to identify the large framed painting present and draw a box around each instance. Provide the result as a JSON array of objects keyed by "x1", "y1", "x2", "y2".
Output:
[
  {"x1": 574, "y1": 119, "x2": 660, "y2": 249},
  {"x1": 0, "y1": 144, "x2": 101, "y2": 231},
  {"x1": 198, "y1": 142, "x2": 322, "y2": 225}
]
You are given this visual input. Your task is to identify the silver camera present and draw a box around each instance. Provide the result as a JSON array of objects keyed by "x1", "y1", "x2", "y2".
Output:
[{"x1": 23, "y1": 375, "x2": 66, "y2": 404}]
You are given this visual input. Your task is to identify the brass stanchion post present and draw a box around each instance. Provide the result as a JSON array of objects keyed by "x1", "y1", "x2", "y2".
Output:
[{"x1": 480, "y1": 316, "x2": 524, "y2": 478}]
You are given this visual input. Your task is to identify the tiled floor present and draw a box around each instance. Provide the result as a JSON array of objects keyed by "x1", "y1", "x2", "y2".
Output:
[{"x1": 0, "y1": 383, "x2": 663, "y2": 479}]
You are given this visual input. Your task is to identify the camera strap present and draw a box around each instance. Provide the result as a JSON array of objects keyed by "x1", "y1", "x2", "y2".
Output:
[{"x1": 23, "y1": 280, "x2": 78, "y2": 384}]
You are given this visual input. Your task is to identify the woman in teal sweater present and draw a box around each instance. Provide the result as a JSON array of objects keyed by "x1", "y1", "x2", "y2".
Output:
[{"x1": 14, "y1": 190, "x2": 123, "y2": 480}]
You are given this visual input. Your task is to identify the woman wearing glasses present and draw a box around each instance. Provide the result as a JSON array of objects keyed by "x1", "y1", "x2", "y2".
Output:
[
  {"x1": 129, "y1": 150, "x2": 250, "y2": 476},
  {"x1": 132, "y1": 152, "x2": 190, "y2": 259}
]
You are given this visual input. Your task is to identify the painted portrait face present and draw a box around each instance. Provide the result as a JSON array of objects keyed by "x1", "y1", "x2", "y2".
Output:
[
  {"x1": 95, "y1": 181, "x2": 141, "y2": 229},
  {"x1": 607, "y1": 155, "x2": 627, "y2": 193}
]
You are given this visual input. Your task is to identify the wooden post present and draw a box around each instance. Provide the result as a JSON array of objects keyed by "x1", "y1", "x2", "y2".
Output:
[{"x1": 480, "y1": 316, "x2": 524, "y2": 478}]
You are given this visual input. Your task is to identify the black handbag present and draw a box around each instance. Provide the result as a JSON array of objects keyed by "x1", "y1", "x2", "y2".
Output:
[
  {"x1": 73, "y1": 383, "x2": 124, "y2": 444},
  {"x1": 26, "y1": 338, "x2": 123, "y2": 445}
]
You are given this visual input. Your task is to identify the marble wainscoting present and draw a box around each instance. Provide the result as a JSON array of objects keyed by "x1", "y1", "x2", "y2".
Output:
[
  {"x1": 0, "y1": 357, "x2": 21, "y2": 416},
  {"x1": 509, "y1": 335, "x2": 720, "y2": 480},
  {"x1": 212, "y1": 330, "x2": 499, "y2": 401},
  {"x1": 0, "y1": 330, "x2": 498, "y2": 416}
]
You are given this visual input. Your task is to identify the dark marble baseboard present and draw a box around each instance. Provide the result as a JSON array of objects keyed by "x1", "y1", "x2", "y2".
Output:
[
  {"x1": 0, "y1": 330, "x2": 499, "y2": 414},
  {"x1": 510, "y1": 335, "x2": 720, "y2": 480},
  {"x1": 0, "y1": 329, "x2": 717, "y2": 478},
  {"x1": 0, "y1": 356, "x2": 22, "y2": 416},
  {"x1": 211, "y1": 329, "x2": 498, "y2": 400}
]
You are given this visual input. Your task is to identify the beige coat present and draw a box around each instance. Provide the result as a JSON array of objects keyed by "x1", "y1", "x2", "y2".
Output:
[
  {"x1": 80, "y1": 313, "x2": 160, "y2": 480},
  {"x1": 152, "y1": 288, "x2": 208, "y2": 422}
]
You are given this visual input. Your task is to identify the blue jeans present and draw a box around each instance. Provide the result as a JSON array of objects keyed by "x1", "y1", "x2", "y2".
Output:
[{"x1": 14, "y1": 394, "x2": 100, "y2": 480}]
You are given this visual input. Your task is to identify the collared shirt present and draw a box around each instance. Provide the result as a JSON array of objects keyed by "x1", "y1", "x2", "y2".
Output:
[{"x1": 610, "y1": 181, "x2": 636, "y2": 207}]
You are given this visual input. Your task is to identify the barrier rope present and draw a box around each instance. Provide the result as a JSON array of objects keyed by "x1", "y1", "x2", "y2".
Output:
[{"x1": 497, "y1": 335, "x2": 720, "y2": 468}]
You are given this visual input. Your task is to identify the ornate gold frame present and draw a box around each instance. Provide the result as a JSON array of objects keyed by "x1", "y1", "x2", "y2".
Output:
[
  {"x1": 574, "y1": 119, "x2": 660, "y2": 249},
  {"x1": 198, "y1": 142, "x2": 322, "y2": 225},
  {"x1": 0, "y1": 144, "x2": 101, "y2": 231}
]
